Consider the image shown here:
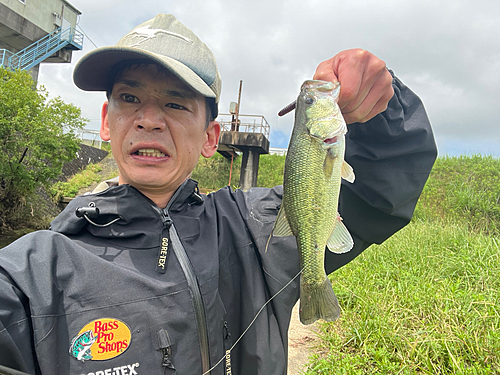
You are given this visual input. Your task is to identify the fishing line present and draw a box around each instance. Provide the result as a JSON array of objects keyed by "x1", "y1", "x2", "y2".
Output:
[{"x1": 202, "y1": 266, "x2": 304, "y2": 375}]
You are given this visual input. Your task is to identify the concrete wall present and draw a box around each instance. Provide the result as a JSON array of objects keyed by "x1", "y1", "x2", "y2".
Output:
[
  {"x1": 1, "y1": 0, "x2": 80, "y2": 34},
  {"x1": 60, "y1": 144, "x2": 109, "y2": 180},
  {"x1": 0, "y1": 0, "x2": 81, "y2": 81}
]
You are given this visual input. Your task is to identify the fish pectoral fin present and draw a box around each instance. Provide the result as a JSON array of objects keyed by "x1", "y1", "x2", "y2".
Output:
[
  {"x1": 326, "y1": 216, "x2": 353, "y2": 254},
  {"x1": 272, "y1": 206, "x2": 294, "y2": 237},
  {"x1": 341, "y1": 161, "x2": 355, "y2": 183}
]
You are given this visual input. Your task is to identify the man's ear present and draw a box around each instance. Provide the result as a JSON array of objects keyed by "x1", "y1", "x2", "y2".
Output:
[
  {"x1": 201, "y1": 121, "x2": 221, "y2": 158},
  {"x1": 100, "y1": 101, "x2": 110, "y2": 141}
]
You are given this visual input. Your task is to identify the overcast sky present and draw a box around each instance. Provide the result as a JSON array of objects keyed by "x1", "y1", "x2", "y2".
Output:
[{"x1": 38, "y1": 0, "x2": 500, "y2": 156}]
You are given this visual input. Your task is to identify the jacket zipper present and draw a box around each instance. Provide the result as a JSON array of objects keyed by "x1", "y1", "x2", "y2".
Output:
[
  {"x1": 223, "y1": 321, "x2": 232, "y2": 375},
  {"x1": 156, "y1": 328, "x2": 175, "y2": 370},
  {"x1": 168, "y1": 218, "x2": 211, "y2": 373},
  {"x1": 151, "y1": 187, "x2": 211, "y2": 374},
  {"x1": 156, "y1": 218, "x2": 172, "y2": 274}
]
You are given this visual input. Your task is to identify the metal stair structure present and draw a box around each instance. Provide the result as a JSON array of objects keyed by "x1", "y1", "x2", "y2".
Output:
[{"x1": 0, "y1": 26, "x2": 83, "y2": 71}]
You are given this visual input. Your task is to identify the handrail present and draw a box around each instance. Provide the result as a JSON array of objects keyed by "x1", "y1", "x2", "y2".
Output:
[
  {"x1": 217, "y1": 113, "x2": 270, "y2": 138},
  {"x1": 0, "y1": 49, "x2": 14, "y2": 67}
]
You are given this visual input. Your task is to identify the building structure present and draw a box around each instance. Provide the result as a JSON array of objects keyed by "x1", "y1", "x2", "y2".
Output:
[
  {"x1": 0, "y1": 0, "x2": 82, "y2": 81},
  {"x1": 216, "y1": 113, "x2": 270, "y2": 191}
]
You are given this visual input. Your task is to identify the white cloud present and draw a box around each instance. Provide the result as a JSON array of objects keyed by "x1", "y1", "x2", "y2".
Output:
[{"x1": 35, "y1": 0, "x2": 500, "y2": 153}]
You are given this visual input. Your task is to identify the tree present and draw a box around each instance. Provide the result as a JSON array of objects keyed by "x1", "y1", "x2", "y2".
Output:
[{"x1": 0, "y1": 67, "x2": 87, "y2": 232}]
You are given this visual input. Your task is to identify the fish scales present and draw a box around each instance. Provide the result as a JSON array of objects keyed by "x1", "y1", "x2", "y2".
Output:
[
  {"x1": 285, "y1": 134, "x2": 343, "y2": 284},
  {"x1": 272, "y1": 80, "x2": 354, "y2": 325}
]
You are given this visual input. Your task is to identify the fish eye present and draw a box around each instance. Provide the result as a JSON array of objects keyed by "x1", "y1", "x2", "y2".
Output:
[{"x1": 305, "y1": 96, "x2": 315, "y2": 105}]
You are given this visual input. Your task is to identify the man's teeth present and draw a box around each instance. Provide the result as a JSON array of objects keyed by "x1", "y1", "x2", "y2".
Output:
[{"x1": 136, "y1": 148, "x2": 166, "y2": 157}]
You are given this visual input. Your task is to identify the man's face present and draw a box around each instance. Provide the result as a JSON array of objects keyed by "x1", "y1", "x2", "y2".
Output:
[{"x1": 100, "y1": 64, "x2": 220, "y2": 203}]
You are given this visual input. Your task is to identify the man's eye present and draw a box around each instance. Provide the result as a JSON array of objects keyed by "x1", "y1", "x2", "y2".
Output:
[
  {"x1": 121, "y1": 94, "x2": 139, "y2": 103},
  {"x1": 166, "y1": 103, "x2": 185, "y2": 110}
]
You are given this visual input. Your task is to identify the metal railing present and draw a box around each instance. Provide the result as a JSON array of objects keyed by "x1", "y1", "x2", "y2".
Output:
[
  {"x1": 0, "y1": 49, "x2": 14, "y2": 68},
  {"x1": 1, "y1": 26, "x2": 83, "y2": 71},
  {"x1": 269, "y1": 147, "x2": 287, "y2": 156},
  {"x1": 216, "y1": 114, "x2": 270, "y2": 138},
  {"x1": 80, "y1": 129, "x2": 104, "y2": 149}
]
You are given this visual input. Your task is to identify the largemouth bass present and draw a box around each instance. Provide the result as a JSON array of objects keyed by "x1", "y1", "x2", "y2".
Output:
[{"x1": 273, "y1": 80, "x2": 355, "y2": 325}]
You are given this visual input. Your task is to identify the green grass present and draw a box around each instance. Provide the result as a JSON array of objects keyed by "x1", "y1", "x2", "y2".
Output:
[
  {"x1": 301, "y1": 155, "x2": 500, "y2": 374},
  {"x1": 414, "y1": 155, "x2": 500, "y2": 236},
  {"x1": 50, "y1": 163, "x2": 104, "y2": 200},
  {"x1": 306, "y1": 222, "x2": 499, "y2": 374},
  {"x1": 192, "y1": 152, "x2": 241, "y2": 191},
  {"x1": 192, "y1": 152, "x2": 286, "y2": 191},
  {"x1": 81, "y1": 139, "x2": 112, "y2": 151},
  {"x1": 256, "y1": 153, "x2": 286, "y2": 188}
]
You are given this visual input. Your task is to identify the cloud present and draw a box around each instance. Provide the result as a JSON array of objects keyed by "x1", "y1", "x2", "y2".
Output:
[{"x1": 36, "y1": 0, "x2": 500, "y2": 153}]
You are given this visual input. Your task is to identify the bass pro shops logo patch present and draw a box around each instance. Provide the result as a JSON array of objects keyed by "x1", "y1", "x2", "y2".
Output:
[{"x1": 70, "y1": 318, "x2": 132, "y2": 362}]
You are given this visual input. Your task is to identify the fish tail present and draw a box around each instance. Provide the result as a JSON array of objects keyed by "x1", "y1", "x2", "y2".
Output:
[{"x1": 299, "y1": 277, "x2": 340, "y2": 325}]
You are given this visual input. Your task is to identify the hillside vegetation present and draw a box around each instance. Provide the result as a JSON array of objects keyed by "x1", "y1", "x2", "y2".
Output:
[
  {"x1": 194, "y1": 153, "x2": 500, "y2": 374},
  {"x1": 414, "y1": 155, "x2": 500, "y2": 237},
  {"x1": 307, "y1": 155, "x2": 500, "y2": 375},
  {"x1": 191, "y1": 152, "x2": 285, "y2": 191}
]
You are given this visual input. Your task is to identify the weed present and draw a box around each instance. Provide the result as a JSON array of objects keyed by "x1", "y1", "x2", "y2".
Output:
[{"x1": 50, "y1": 163, "x2": 104, "y2": 200}]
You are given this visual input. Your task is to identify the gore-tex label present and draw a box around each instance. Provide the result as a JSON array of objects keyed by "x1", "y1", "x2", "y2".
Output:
[{"x1": 86, "y1": 363, "x2": 139, "y2": 375}]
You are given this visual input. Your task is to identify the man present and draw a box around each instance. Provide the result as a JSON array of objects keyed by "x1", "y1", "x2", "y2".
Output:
[{"x1": 0, "y1": 14, "x2": 436, "y2": 375}]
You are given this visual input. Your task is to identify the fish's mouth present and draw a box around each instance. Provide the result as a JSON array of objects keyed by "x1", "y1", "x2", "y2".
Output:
[{"x1": 301, "y1": 80, "x2": 338, "y2": 92}]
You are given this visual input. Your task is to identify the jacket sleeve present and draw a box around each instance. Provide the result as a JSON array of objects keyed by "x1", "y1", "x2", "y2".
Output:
[
  {"x1": 325, "y1": 72, "x2": 437, "y2": 274},
  {"x1": 0, "y1": 270, "x2": 38, "y2": 375}
]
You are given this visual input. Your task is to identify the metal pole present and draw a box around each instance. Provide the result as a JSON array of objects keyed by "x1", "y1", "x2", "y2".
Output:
[{"x1": 234, "y1": 80, "x2": 242, "y2": 132}]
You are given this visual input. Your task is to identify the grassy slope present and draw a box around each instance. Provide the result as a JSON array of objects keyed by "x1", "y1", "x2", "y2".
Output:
[
  {"x1": 194, "y1": 153, "x2": 500, "y2": 374},
  {"x1": 191, "y1": 152, "x2": 285, "y2": 191},
  {"x1": 309, "y1": 222, "x2": 499, "y2": 374},
  {"x1": 305, "y1": 155, "x2": 500, "y2": 374}
]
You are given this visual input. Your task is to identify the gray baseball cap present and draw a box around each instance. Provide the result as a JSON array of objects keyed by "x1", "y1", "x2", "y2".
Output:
[{"x1": 73, "y1": 14, "x2": 221, "y2": 117}]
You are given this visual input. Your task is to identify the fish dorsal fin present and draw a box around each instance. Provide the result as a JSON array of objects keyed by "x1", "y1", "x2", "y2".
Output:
[
  {"x1": 272, "y1": 206, "x2": 294, "y2": 237},
  {"x1": 326, "y1": 216, "x2": 353, "y2": 253},
  {"x1": 341, "y1": 161, "x2": 355, "y2": 183}
]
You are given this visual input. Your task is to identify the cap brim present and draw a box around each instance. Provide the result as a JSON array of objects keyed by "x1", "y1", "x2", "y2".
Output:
[{"x1": 73, "y1": 46, "x2": 217, "y2": 99}]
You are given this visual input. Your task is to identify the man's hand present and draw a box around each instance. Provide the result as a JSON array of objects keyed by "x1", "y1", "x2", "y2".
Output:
[{"x1": 313, "y1": 49, "x2": 394, "y2": 124}]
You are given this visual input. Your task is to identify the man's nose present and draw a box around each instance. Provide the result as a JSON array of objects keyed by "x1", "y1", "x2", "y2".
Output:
[{"x1": 134, "y1": 103, "x2": 166, "y2": 131}]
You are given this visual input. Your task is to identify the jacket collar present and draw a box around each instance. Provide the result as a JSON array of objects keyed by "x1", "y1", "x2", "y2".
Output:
[{"x1": 50, "y1": 179, "x2": 202, "y2": 248}]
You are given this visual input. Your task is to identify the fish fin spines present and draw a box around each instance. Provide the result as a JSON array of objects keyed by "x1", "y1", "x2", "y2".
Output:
[
  {"x1": 266, "y1": 206, "x2": 294, "y2": 252},
  {"x1": 341, "y1": 161, "x2": 355, "y2": 183},
  {"x1": 299, "y1": 277, "x2": 340, "y2": 325},
  {"x1": 272, "y1": 206, "x2": 294, "y2": 237},
  {"x1": 326, "y1": 217, "x2": 353, "y2": 254}
]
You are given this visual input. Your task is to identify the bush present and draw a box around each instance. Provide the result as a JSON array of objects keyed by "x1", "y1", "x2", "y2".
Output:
[
  {"x1": 50, "y1": 163, "x2": 103, "y2": 201},
  {"x1": 0, "y1": 67, "x2": 86, "y2": 231}
]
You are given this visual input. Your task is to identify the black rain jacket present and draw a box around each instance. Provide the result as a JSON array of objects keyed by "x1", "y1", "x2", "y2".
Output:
[{"x1": 0, "y1": 75, "x2": 437, "y2": 375}]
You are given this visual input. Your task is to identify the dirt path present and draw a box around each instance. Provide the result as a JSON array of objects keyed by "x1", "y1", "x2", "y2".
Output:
[{"x1": 287, "y1": 302, "x2": 320, "y2": 374}]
